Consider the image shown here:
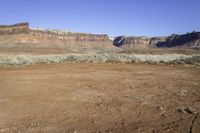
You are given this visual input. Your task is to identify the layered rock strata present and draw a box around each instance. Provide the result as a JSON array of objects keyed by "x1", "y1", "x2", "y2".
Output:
[
  {"x1": 0, "y1": 23, "x2": 113, "y2": 50},
  {"x1": 114, "y1": 32, "x2": 200, "y2": 49}
]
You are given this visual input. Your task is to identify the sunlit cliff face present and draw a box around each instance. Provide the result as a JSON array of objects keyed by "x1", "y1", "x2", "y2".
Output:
[
  {"x1": 113, "y1": 32, "x2": 200, "y2": 49},
  {"x1": 0, "y1": 22, "x2": 115, "y2": 49}
]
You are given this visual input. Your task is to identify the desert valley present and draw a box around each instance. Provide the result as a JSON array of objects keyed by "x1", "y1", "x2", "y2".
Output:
[{"x1": 0, "y1": 22, "x2": 200, "y2": 133}]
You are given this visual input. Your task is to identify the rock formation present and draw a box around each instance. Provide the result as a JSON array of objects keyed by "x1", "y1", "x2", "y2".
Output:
[
  {"x1": 0, "y1": 22, "x2": 29, "y2": 35},
  {"x1": 0, "y1": 22, "x2": 199, "y2": 51},
  {"x1": 156, "y1": 32, "x2": 200, "y2": 48},
  {"x1": 0, "y1": 23, "x2": 114, "y2": 51},
  {"x1": 114, "y1": 32, "x2": 200, "y2": 49}
]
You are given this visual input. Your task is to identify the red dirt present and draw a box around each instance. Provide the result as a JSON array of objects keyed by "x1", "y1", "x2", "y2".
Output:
[{"x1": 0, "y1": 63, "x2": 200, "y2": 133}]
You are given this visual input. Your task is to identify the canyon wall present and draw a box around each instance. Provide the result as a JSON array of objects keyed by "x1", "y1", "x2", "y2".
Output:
[
  {"x1": 156, "y1": 32, "x2": 200, "y2": 48},
  {"x1": 1, "y1": 22, "x2": 199, "y2": 51},
  {"x1": 0, "y1": 23, "x2": 29, "y2": 35},
  {"x1": 113, "y1": 32, "x2": 200, "y2": 49},
  {"x1": 113, "y1": 36, "x2": 167, "y2": 49},
  {"x1": 29, "y1": 29, "x2": 109, "y2": 42},
  {"x1": 0, "y1": 23, "x2": 113, "y2": 51}
]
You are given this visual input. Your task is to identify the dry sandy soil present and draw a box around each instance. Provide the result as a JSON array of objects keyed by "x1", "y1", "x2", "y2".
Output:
[
  {"x1": 0, "y1": 47, "x2": 200, "y2": 55},
  {"x1": 0, "y1": 63, "x2": 200, "y2": 133}
]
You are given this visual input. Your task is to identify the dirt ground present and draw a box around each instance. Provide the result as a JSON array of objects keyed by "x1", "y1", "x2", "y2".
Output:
[
  {"x1": 0, "y1": 47, "x2": 200, "y2": 55},
  {"x1": 0, "y1": 63, "x2": 200, "y2": 133}
]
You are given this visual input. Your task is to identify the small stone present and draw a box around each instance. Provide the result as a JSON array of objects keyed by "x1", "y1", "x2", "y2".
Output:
[
  {"x1": 180, "y1": 90, "x2": 187, "y2": 96},
  {"x1": 156, "y1": 105, "x2": 164, "y2": 111},
  {"x1": 97, "y1": 103, "x2": 103, "y2": 107},
  {"x1": 161, "y1": 113, "x2": 165, "y2": 117}
]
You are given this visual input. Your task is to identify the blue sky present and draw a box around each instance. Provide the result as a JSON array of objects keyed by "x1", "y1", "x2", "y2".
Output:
[{"x1": 0, "y1": 0, "x2": 200, "y2": 36}]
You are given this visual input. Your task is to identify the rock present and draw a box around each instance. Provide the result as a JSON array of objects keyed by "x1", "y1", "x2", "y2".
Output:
[
  {"x1": 0, "y1": 22, "x2": 29, "y2": 35},
  {"x1": 180, "y1": 90, "x2": 187, "y2": 96},
  {"x1": 0, "y1": 22, "x2": 114, "y2": 49},
  {"x1": 156, "y1": 105, "x2": 164, "y2": 111},
  {"x1": 177, "y1": 107, "x2": 198, "y2": 115},
  {"x1": 160, "y1": 32, "x2": 200, "y2": 48},
  {"x1": 113, "y1": 36, "x2": 156, "y2": 49},
  {"x1": 93, "y1": 121, "x2": 98, "y2": 124},
  {"x1": 97, "y1": 103, "x2": 103, "y2": 107},
  {"x1": 113, "y1": 32, "x2": 200, "y2": 49}
]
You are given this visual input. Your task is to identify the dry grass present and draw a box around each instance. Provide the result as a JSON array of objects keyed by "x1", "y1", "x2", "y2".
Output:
[{"x1": 0, "y1": 53, "x2": 199, "y2": 66}]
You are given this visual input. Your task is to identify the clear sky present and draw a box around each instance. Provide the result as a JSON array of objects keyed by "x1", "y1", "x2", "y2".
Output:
[{"x1": 0, "y1": 0, "x2": 200, "y2": 36}]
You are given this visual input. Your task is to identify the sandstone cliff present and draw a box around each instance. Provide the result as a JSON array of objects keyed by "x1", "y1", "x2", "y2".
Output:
[
  {"x1": 0, "y1": 22, "x2": 29, "y2": 35},
  {"x1": 113, "y1": 32, "x2": 200, "y2": 49},
  {"x1": 1, "y1": 23, "x2": 199, "y2": 51},
  {"x1": 113, "y1": 36, "x2": 167, "y2": 49},
  {"x1": 0, "y1": 23, "x2": 114, "y2": 52}
]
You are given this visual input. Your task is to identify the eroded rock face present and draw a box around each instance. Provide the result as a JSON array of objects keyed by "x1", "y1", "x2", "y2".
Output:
[
  {"x1": 1, "y1": 22, "x2": 200, "y2": 50},
  {"x1": 113, "y1": 36, "x2": 167, "y2": 49},
  {"x1": 0, "y1": 22, "x2": 113, "y2": 49},
  {"x1": 0, "y1": 23, "x2": 30, "y2": 35},
  {"x1": 29, "y1": 29, "x2": 109, "y2": 42},
  {"x1": 150, "y1": 37, "x2": 167, "y2": 47},
  {"x1": 114, "y1": 32, "x2": 200, "y2": 49},
  {"x1": 156, "y1": 32, "x2": 200, "y2": 48}
]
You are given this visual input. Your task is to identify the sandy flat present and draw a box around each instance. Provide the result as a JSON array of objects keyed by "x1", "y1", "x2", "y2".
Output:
[{"x1": 0, "y1": 63, "x2": 200, "y2": 133}]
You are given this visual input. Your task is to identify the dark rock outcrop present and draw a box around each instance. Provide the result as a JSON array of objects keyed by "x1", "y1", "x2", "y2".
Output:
[
  {"x1": 156, "y1": 32, "x2": 200, "y2": 48},
  {"x1": 114, "y1": 32, "x2": 200, "y2": 49}
]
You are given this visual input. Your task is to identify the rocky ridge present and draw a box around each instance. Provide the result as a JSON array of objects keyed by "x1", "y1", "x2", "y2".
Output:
[
  {"x1": 0, "y1": 22, "x2": 200, "y2": 51},
  {"x1": 0, "y1": 22, "x2": 113, "y2": 50},
  {"x1": 113, "y1": 32, "x2": 200, "y2": 49}
]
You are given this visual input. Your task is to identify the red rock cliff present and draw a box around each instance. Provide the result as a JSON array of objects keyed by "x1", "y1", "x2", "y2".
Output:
[
  {"x1": 0, "y1": 22, "x2": 113, "y2": 50},
  {"x1": 0, "y1": 22, "x2": 30, "y2": 35}
]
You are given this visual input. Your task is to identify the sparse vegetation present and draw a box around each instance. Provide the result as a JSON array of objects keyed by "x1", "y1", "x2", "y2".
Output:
[{"x1": 0, "y1": 53, "x2": 199, "y2": 66}]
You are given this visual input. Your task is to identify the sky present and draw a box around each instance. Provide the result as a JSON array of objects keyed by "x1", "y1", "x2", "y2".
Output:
[{"x1": 0, "y1": 0, "x2": 200, "y2": 36}]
